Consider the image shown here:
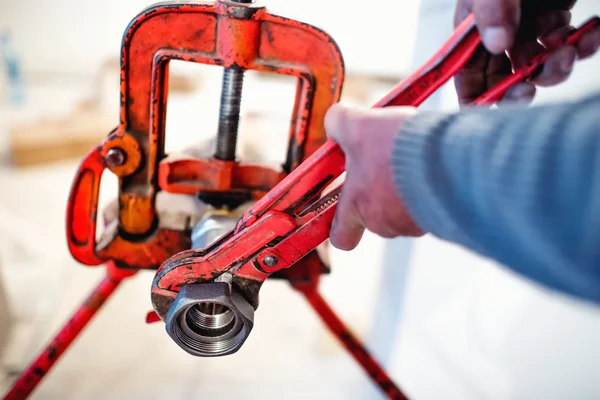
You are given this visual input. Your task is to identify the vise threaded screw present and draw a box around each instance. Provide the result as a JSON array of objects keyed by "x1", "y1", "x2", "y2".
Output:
[
  {"x1": 215, "y1": 67, "x2": 245, "y2": 161},
  {"x1": 214, "y1": 0, "x2": 255, "y2": 161}
]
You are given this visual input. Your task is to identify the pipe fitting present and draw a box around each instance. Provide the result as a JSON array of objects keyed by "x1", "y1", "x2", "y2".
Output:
[
  {"x1": 165, "y1": 282, "x2": 254, "y2": 357},
  {"x1": 191, "y1": 213, "x2": 237, "y2": 250}
]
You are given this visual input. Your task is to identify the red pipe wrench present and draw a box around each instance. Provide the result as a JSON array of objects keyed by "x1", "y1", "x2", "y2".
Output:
[{"x1": 151, "y1": 14, "x2": 600, "y2": 318}]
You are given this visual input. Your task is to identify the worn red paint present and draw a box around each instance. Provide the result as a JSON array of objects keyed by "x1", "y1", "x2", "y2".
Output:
[
  {"x1": 152, "y1": 14, "x2": 600, "y2": 309},
  {"x1": 150, "y1": 12, "x2": 598, "y2": 398},
  {"x1": 66, "y1": 145, "x2": 105, "y2": 266},
  {"x1": 11, "y1": 3, "x2": 597, "y2": 399},
  {"x1": 65, "y1": 0, "x2": 344, "y2": 270},
  {"x1": 158, "y1": 158, "x2": 287, "y2": 199},
  {"x1": 150, "y1": 12, "x2": 487, "y2": 312}
]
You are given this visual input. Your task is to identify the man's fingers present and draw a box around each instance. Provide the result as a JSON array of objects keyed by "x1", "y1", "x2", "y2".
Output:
[
  {"x1": 324, "y1": 102, "x2": 350, "y2": 142},
  {"x1": 453, "y1": 0, "x2": 521, "y2": 105},
  {"x1": 454, "y1": 0, "x2": 473, "y2": 28},
  {"x1": 453, "y1": 47, "x2": 512, "y2": 106},
  {"x1": 506, "y1": 8, "x2": 555, "y2": 69},
  {"x1": 325, "y1": 105, "x2": 371, "y2": 251},
  {"x1": 501, "y1": 81, "x2": 537, "y2": 104},
  {"x1": 534, "y1": 10, "x2": 572, "y2": 38},
  {"x1": 504, "y1": 13, "x2": 579, "y2": 94},
  {"x1": 473, "y1": 0, "x2": 521, "y2": 54},
  {"x1": 507, "y1": 9, "x2": 572, "y2": 69},
  {"x1": 577, "y1": 29, "x2": 600, "y2": 60},
  {"x1": 525, "y1": 24, "x2": 576, "y2": 87},
  {"x1": 532, "y1": 45, "x2": 577, "y2": 87},
  {"x1": 324, "y1": 103, "x2": 362, "y2": 156},
  {"x1": 329, "y1": 181, "x2": 365, "y2": 251},
  {"x1": 509, "y1": 39, "x2": 545, "y2": 68},
  {"x1": 522, "y1": 0, "x2": 577, "y2": 16}
]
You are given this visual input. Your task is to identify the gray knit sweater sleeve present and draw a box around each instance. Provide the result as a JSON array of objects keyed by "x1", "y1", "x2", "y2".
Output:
[{"x1": 392, "y1": 92, "x2": 600, "y2": 305}]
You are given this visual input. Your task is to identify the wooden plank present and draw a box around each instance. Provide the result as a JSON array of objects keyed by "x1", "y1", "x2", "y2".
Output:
[{"x1": 9, "y1": 110, "x2": 116, "y2": 168}]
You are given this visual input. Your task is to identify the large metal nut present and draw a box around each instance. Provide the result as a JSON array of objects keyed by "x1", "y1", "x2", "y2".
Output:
[{"x1": 165, "y1": 282, "x2": 254, "y2": 357}]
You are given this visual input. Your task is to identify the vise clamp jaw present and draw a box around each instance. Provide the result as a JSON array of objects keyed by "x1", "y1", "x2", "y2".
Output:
[{"x1": 65, "y1": 0, "x2": 345, "y2": 270}]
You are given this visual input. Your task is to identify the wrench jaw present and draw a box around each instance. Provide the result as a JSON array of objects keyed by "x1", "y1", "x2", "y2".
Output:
[
  {"x1": 149, "y1": 205, "x2": 268, "y2": 324},
  {"x1": 149, "y1": 195, "x2": 332, "y2": 357},
  {"x1": 151, "y1": 246, "x2": 328, "y2": 357},
  {"x1": 150, "y1": 244, "x2": 267, "y2": 322}
]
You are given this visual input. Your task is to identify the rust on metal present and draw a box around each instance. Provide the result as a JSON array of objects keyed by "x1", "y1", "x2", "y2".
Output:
[
  {"x1": 22, "y1": 2, "x2": 598, "y2": 399},
  {"x1": 65, "y1": 0, "x2": 344, "y2": 271}
]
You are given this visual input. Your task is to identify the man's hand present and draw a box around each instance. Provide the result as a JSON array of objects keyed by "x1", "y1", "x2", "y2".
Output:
[
  {"x1": 324, "y1": 104, "x2": 424, "y2": 251},
  {"x1": 454, "y1": 0, "x2": 600, "y2": 105}
]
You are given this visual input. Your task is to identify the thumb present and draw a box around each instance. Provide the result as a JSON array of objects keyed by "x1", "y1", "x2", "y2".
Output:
[
  {"x1": 473, "y1": 0, "x2": 521, "y2": 55},
  {"x1": 324, "y1": 103, "x2": 362, "y2": 154},
  {"x1": 329, "y1": 181, "x2": 365, "y2": 251}
]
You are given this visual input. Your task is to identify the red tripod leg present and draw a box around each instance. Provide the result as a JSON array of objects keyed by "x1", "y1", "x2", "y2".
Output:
[
  {"x1": 296, "y1": 286, "x2": 408, "y2": 400},
  {"x1": 2, "y1": 262, "x2": 135, "y2": 400}
]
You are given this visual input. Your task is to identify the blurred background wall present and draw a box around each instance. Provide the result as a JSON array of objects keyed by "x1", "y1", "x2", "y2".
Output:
[
  {"x1": 0, "y1": 0, "x2": 419, "y2": 77},
  {"x1": 0, "y1": 0, "x2": 599, "y2": 399}
]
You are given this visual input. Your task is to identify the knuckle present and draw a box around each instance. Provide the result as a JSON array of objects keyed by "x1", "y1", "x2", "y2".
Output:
[
  {"x1": 343, "y1": 112, "x2": 369, "y2": 150},
  {"x1": 327, "y1": 107, "x2": 365, "y2": 154},
  {"x1": 474, "y1": 0, "x2": 520, "y2": 25},
  {"x1": 350, "y1": 190, "x2": 368, "y2": 215},
  {"x1": 364, "y1": 208, "x2": 390, "y2": 236}
]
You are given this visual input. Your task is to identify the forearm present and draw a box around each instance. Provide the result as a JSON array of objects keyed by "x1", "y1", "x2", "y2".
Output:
[{"x1": 393, "y1": 93, "x2": 600, "y2": 305}]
